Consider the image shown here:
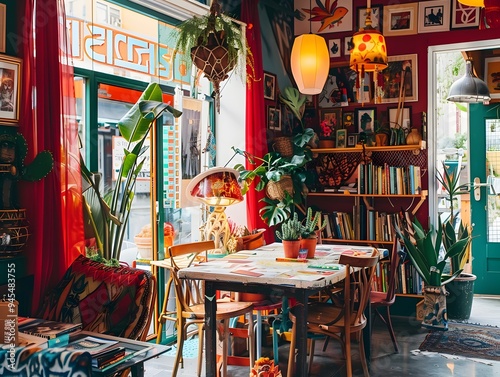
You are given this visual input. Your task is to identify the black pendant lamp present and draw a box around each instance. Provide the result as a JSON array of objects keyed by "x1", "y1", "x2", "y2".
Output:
[{"x1": 447, "y1": 58, "x2": 491, "y2": 104}]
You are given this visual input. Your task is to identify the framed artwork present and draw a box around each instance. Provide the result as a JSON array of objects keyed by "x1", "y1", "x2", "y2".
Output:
[
  {"x1": 355, "y1": 107, "x2": 376, "y2": 134},
  {"x1": 294, "y1": 0, "x2": 354, "y2": 35},
  {"x1": 281, "y1": 104, "x2": 295, "y2": 134},
  {"x1": 418, "y1": 0, "x2": 450, "y2": 34},
  {"x1": 383, "y1": 3, "x2": 418, "y2": 36},
  {"x1": 343, "y1": 111, "x2": 354, "y2": 129},
  {"x1": 0, "y1": 55, "x2": 21, "y2": 125},
  {"x1": 388, "y1": 106, "x2": 412, "y2": 131},
  {"x1": 264, "y1": 71, "x2": 276, "y2": 101},
  {"x1": 336, "y1": 129, "x2": 347, "y2": 148},
  {"x1": 484, "y1": 57, "x2": 500, "y2": 100},
  {"x1": 267, "y1": 106, "x2": 281, "y2": 130},
  {"x1": 347, "y1": 133, "x2": 358, "y2": 147},
  {"x1": 0, "y1": 4, "x2": 5, "y2": 53},
  {"x1": 451, "y1": 1, "x2": 480, "y2": 29},
  {"x1": 319, "y1": 108, "x2": 342, "y2": 137},
  {"x1": 344, "y1": 36, "x2": 354, "y2": 56},
  {"x1": 319, "y1": 67, "x2": 357, "y2": 108},
  {"x1": 381, "y1": 54, "x2": 418, "y2": 103},
  {"x1": 357, "y1": 5, "x2": 383, "y2": 31},
  {"x1": 328, "y1": 39, "x2": 341, "y2": 58}
]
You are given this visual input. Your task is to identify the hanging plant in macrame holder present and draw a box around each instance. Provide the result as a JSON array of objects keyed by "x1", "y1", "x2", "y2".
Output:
[{"x1": 174, "y1": 0, "x2": 252, "y2": 113}]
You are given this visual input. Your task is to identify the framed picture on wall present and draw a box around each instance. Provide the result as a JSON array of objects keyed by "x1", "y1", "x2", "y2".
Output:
[
  {"x1": 264, "y1": 71, "x2": 276, "y2": 101},
  {"x1": 357, "y1": 5, "x2": 383, "y2": 31},
  {"x1": 319, "y1": 108, "x2": 342, "y2": 137},
  {"x1": 355, "y1": 107, "x2": 376, "y2": 134},
  {"x1": 267, "y1": 106, "x2": 281, "y2": 130},
  {"x1": 383, "y1": 3, "x2": 418, "y2": 36},
  {"x1": 388, "y1": 106, "x2": 412, "y2": 131},
  {"x1": 347, "y1": 133, "x2": 358, "y2": 147},
  {"x1": 344, "y1": 36, "x2": 354, "y2": 56},
  {"x1": 381, "y1": 54, "x2": 418, "y2": 103},
  {"x1": 0, "y1": 54, "x2": 22, "y2": 125},
  {"x1": 451, "y1": 0, "x2": 480, "y2": 29},
  {"x1": 294, "y1": 0, "x2": 354, "y2": 35},
  {"x1": 336, "y1": 129, "x2": 347, "y2": 148},
  {"x1": 328, "y1": 39, "x2": 341, "y2": 58},
  {"x1": 484, "y1": 57, "x2": 500, "y2": 100},
  {"x1": 417, "y1": 0, "x2": 450, "y2": 34}
]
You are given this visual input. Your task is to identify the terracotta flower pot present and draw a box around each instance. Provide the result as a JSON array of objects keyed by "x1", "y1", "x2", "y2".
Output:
[
  {"x1": 282, "y1": 240, "x2": 301, "y2": 258},
  {"x1": 299, "y1": 237, "x2": 317, "y2": 258}
]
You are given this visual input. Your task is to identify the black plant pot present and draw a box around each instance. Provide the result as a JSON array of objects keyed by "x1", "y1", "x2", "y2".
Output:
[{"x1": 445, "y1": 273, "x2": 476, "y2": 320}]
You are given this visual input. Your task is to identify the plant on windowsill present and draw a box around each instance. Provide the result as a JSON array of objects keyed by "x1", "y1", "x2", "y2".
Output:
[{"x1": 81, "y1": 83, "x2": 182, "y2": 264}]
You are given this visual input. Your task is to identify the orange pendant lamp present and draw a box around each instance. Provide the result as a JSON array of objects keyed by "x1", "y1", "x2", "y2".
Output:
[
  {"x1": 457, "y1": 0, "x2": 484, "y2": 6},
  {"x1": 349, "y1": 0, "x2": 388, "y2": 104},
  {"x1": 291, "y1": 0, "x2": 329, "y2": 95}
]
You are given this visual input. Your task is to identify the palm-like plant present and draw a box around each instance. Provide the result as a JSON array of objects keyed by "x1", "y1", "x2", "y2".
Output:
[{"x1": 81, "y1": 83, "x2": 182, "y2": 262}]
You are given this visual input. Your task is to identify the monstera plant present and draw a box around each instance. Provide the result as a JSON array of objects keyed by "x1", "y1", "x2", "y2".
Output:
[{"x1": 81, "y1": 83, "x2": 182, "y2": 263}]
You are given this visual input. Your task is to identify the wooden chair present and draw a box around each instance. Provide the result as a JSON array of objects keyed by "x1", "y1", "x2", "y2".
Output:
[
  {"x1": 288, "y1": 250, "x2": 379, "y2": 377},
  {"x1": 370, "y1": 237, "x2": 404, "y2": 353},
  {"x1": 37, "y1": 255, "x2": 156, "y2": 342},
  {"x1": 158, "y1": 240, "x2": 255, "y2": 377}
]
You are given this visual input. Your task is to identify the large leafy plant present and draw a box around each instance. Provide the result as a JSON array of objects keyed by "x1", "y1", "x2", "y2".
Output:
[
  {"x1": 81, "y1": 83, "x2": 182, "y2": 262},
  {"x1": 396, "y1": 217, "x2": 471, "y2": 287}
]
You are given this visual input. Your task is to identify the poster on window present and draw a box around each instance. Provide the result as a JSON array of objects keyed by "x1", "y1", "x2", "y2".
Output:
[{"x1": 181, "y1": 98, "x2": 203, "y2": 180}]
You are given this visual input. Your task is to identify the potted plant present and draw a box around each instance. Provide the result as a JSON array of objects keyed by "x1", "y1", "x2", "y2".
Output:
[
  {"x1": 81, "y1": 83, "x2": 182, "y2": 263},
  {"x1": 275, "y1": 213, "x2": 304, "y2": 258},
  {"x1": 396, "y1": 216, "x2": 472, "y2": 330},
  {"x1": 172, "y1": 0, "x2": 253, "y2": 112},
  {"x1": 437, "y1": 160, "x2": 476, "y2": 320},
  {"x1": 300, "y1": 207, "x2": 326, "y2": 258}
]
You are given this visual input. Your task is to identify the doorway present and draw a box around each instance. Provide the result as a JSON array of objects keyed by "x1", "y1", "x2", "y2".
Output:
[{"x1": 429, "y1": 39, "x2": 500, "y2": 295}]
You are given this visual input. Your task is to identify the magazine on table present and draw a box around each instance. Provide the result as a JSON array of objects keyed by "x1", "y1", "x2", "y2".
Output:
[{"x1": 63, "y1": 335, "x2": 119, "y2": 356}]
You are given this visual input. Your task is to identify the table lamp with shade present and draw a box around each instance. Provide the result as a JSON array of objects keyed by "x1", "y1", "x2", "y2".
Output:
[{"x1": 186, "y1": 167, "x2": 244, "y2": 254}]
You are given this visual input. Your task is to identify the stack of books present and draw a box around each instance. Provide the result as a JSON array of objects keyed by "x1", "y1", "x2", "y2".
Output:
[
  {"x1": 18, "y1": 318, "x2": 82, "y2": 347},
  {"x1": 64, "y1": 336, "x2": 126, "y2": 369}
]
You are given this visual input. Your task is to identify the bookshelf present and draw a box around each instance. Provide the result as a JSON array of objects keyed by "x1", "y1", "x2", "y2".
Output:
[{"x1": 307, "y1": 141, "x2": 428, "y2": 308}]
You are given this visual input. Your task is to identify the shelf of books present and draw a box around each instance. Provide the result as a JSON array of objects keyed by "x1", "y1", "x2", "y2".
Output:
[
  {"x1": 311, "y1": 140, "x2": 426, "y2": 155},
  {"x1": 373, "y1": 255, "x2": 423, "y2": 296}
]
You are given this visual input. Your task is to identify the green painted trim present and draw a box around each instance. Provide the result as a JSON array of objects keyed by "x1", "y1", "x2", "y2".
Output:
[{"x1": 103, "y1": 0, "x2": 185, "y2": 25}]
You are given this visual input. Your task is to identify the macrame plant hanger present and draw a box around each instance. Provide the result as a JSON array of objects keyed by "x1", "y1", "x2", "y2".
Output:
[{"x1": 190, "y1": 0, "x2": 237, "y2": 112}]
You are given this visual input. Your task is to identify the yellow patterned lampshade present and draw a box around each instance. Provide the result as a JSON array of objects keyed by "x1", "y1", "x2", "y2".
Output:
[
  {"x1": 349, "y1": 29, "x2": 388, "y2": 72},
  {"x1": 186, "y1": 167, "x2": 243, "y2": 207},
  {"x1": 457, "y1": 0, "x2": 484, "y2": 6},
  {"x1": 291, "y1": 33, "x2": 329, "y2": 95}
]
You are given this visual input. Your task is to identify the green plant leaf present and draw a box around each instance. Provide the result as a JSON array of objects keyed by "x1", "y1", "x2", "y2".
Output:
[{"x1": 279, "y1": 87, "x2": 307, "y2": 121}]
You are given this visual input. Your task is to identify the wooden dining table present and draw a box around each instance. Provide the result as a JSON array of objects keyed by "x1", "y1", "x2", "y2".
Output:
[{"x1": 178, "y1": 242, "x2": 385, "y2": 376}]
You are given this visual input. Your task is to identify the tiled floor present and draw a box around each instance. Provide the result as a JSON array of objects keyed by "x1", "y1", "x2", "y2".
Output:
[{"x1": 144, "y1": 295, "x2": 500, "y2": 377}]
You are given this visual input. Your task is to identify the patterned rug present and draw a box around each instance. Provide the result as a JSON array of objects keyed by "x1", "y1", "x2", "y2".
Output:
[{"x1": 419, "y1": 323, "x2": 500, "y2": 361}]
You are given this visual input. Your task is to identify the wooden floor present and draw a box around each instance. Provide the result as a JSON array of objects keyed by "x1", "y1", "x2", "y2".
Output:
[{"x1": 143, "y1": 295, "x2": 500, "y2": 377}]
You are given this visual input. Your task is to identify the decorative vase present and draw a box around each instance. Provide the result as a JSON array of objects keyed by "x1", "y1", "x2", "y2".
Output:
[
  {"x1": 318, "y1": 139, "x2": 335, "y2": 148},
  {"x1": 422, "y1": 285, "x2": 448, "y2": 331},
  {"x1": 299, "y1": 237, "x2": 317, "y2": 258},
  {"x1": 375, "y1": 133, "x2": 388, "y2": 146},
  {"x1": 406, "y1": 128, "x2": 422, "y2": 145},
  {"x1": 282, "y1": 240, "x2": 301, "y2": 259}
]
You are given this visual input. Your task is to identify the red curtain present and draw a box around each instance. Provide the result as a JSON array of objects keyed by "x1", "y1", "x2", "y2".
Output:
[
  {"x1": 19, "y1": 0, "x2": 83, "y2": 312},
  {"x1": 241, "y1": 1, "x2": 274, "y2": 244}
]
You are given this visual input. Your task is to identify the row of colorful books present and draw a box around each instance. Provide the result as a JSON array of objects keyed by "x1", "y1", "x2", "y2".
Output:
[
  {"x1": 321, "y1": 207, "x2": 412, "y2": 243},
  {"x1": 17, "y1": 317, "x2": 150, "y2": 370},
  {"x1": 371, "y1": 258, "x2": 423, "y2": 296},
  {"x1": 357, "y1": 162, "x2": 422, "y2": 195}
]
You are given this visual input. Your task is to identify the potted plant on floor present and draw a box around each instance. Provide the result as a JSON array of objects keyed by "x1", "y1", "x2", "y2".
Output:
[
  {"x1": 300, "y1": 207, "x2": 325, "y2": 258},
  {"x1": 396, "y1": 216, "x2": 472, "y2": 330},
  {"x1": 437, "y1": 160, "x2": 476, "y2": 320},
  {"x1": 275, "y1": 213, "x2": 304, "y2": 258}
]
